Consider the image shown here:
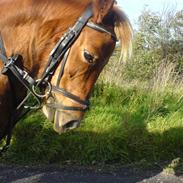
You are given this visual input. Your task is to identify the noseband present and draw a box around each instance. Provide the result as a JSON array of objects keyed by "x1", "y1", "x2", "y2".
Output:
[{"x1": 0, "y1": 6, "x2": 116, "y2": 152}]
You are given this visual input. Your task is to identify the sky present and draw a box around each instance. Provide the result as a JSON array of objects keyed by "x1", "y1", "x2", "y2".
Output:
[{"x1": 117, "y1": 0, "x2": 183, "y2": 27}]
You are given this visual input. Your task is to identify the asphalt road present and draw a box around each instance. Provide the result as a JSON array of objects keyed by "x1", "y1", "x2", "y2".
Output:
[{"x1": 0, "y1": 164, "x2": 183, "y2": 183}]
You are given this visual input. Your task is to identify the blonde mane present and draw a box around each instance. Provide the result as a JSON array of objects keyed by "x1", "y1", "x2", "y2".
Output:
[{"x1": 113, "y1": 5, "x2": 133, "y2": 61}]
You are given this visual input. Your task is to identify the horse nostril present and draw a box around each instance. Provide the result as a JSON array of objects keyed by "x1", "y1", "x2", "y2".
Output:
[{"x1": 63, "y1": 120, "x2": 80, "y2": 130}]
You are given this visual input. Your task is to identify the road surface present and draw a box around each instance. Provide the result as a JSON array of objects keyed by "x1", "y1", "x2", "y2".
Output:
[{"x1": 0, "y1": 164, "x2": 183, "y2": 183}]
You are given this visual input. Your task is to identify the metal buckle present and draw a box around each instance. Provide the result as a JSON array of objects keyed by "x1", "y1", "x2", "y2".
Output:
[{"x1": 32, "y1": 79, "x2": 52, "y2": 98}]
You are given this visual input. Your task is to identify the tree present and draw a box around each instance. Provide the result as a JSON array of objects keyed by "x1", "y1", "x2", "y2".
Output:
[{"x1": 100, "y1": 8, "x2": 183, "y2": 84}]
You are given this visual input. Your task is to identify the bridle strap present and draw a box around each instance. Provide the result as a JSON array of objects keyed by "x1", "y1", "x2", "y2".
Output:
[
  {"x1": 52, "y1": 86, "x2": 89, "y2": 107},
  {"x1": 86, "y1": 22, "x2": 117, "y2": 41},
  {"x1": 46, "y1": 103, "x2": 87, "y2": 112},
  {"x1": 56, "y1": 49, "x2": 70, "y2": 87},
  {"x1": 39, "y1": 7, "x2": 93, "y2": 84},
  {"x1": 0, "y1": 33, "x2": 7, "y2": 58}
]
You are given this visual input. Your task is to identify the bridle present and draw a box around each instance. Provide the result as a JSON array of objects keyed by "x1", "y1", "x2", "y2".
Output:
[
  {"x1": 47, "y1": 21, "x2": 117, "y2": 111},
  {"x1": 0, "y1": 6, "x2": 117, "y2": 152},
  {"x1": 40, "y1": 8, "x2": 116, "y2": 112}
]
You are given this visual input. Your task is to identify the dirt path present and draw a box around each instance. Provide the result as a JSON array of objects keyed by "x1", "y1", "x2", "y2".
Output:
[{"x1": 0, "y1": 164, "x2": 183, "y2": 183}]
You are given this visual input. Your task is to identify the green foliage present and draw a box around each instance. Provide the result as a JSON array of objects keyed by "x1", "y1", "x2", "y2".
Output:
[
  {"x1": 101, "y1": 8, "x2": 183, "y2": 83},
  {"x1": 130, "y1": 8, "x2": 182, "y2": 79},
  {"x1": 1, "y1": 84, "x2": 183, "y2": 165}
]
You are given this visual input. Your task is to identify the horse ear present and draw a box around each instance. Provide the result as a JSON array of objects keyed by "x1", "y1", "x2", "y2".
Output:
[{"x1": 92, "y1": 0, "x2": 115, "y2": 23}]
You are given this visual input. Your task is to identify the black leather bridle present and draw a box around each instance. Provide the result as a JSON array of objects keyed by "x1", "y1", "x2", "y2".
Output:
[{"x1": 0, "y1": 6, "x2": 116, "y2": 153}]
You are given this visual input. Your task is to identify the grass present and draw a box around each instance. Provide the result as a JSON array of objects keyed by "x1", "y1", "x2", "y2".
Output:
[{"x1": 1, "y1": 83, "x2": 183, "y2": 166}]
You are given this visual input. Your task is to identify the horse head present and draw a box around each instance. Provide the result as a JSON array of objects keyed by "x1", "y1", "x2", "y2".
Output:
[
  {"x1": 0, "y1": 0, "x2": 132, "y2": 136},
  {"x1": 42, "y1": 0, "x2": 132, "y2": 133}
]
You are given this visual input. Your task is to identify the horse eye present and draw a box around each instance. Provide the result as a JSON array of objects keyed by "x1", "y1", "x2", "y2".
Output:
[{"x1": 83, "y1": 50, "x2": 95, "y2": 64}]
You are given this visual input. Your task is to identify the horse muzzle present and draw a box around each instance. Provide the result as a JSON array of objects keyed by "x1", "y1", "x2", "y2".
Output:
[{"x1": 53, "y1": 110, "x2": 82, "y2": 134}]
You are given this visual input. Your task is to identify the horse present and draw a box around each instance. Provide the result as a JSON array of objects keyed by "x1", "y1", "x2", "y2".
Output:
[{"x1": 0, "y1": 0, "x2": 132, "y2": 144}]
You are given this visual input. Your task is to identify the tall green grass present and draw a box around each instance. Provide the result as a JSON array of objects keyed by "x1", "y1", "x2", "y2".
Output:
[{"x1": 1, "y1": 83, "x2": 183, "y2": 165}]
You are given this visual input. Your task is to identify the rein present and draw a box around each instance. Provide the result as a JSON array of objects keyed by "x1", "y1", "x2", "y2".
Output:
[{"x1": 0, "y1": 6, "x2": 116, "y2": 153}]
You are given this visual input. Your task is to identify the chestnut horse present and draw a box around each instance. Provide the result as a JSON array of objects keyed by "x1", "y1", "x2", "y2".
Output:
[{"x1": 0, "y1": 0, "x2": 132, "y2": 142}]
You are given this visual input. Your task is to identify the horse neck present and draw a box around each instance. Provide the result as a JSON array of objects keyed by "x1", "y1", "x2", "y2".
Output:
[{"x1": 0, "y1": 0, "x2": 90, "y2": 78}]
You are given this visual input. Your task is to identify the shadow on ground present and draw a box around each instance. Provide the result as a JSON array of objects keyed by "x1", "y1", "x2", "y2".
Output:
[{"x1": 0, "y1": 109, "x2": 183, "y2": 182}]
